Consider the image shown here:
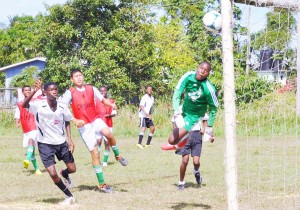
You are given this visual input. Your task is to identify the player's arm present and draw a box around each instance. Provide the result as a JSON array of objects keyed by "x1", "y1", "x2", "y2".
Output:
[
  {"x1": 65, "y1": 121, "x2": 74, "y2": 153},
  {"x1": 139, "y1": 101, "x2": 151, "y2": 119},
  {"x1": 172, "y1": 73, "x2": 189, "y2": 113},
  {"x1": 22, "y1": 80, "x2": 42, "y2": 108},
  {"x1": 102, "y1": 98, "x2": 117, "y2": 110},
  {"x1": 205, "y1": 83, "x2": 219, "y2": 127},
  {"x1": 93, "y1": 87, "x2": 117, "y2": 110}
]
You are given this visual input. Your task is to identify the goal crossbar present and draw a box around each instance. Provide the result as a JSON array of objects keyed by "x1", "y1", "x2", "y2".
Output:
[{"x1": 234, "y1": 0, "x2": 298, "y2": 9}]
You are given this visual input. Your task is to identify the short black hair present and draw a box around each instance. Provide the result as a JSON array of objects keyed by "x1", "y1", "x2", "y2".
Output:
[
  {"x1": 44, "y1": 82, "x2": 58, "y2": 90},
  {"x1": 22, "y1": 85, "x2": 31, "y2": 92},
  {"x1": 199, "y1": 61, "x2": 211, "y2": 70},
  {"x1": 70, "y1": 69, "x2": 83, "y2": 78}
]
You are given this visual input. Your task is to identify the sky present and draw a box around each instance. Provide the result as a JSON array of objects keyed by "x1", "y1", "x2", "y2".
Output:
[
  {"x1": 0, "y1": 0, "x2": 68, "y2": 26},
  {"x1": 0, "y1": 0, "x2": 269, "y2": 29}
]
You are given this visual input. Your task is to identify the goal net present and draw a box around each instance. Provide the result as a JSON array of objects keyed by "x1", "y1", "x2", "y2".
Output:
[{"x1": 229, "y1": 0, "x2": 300, "y2": 209}]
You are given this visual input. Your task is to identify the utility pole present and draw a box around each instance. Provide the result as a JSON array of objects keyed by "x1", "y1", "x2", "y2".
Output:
[{"x1": 246, "y1": 6, "x2": 252, "y2": 76}]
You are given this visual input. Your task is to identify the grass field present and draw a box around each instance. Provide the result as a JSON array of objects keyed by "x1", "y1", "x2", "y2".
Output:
[{"x1": 0, "y1": 133, "x2": 299, "y2": 210}]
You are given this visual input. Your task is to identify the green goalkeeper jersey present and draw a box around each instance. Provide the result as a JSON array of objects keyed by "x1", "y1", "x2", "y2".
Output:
[{"x1": 172, "y1": 71, "x2": 219, "y2": 127}]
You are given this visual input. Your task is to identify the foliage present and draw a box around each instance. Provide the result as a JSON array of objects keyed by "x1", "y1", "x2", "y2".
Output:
[
  {"x1": 0, "y1": 16, "x2": 43, "y2": 67},
  {"x1": 10, "y1": 66, "x2": 39, "y2": 87},
  {"x1": 0, "y1": 72, "x2": 5, "y2": 87},
  {"x1": 251, "y1": 9, "x2": 296, "y2": 50}
]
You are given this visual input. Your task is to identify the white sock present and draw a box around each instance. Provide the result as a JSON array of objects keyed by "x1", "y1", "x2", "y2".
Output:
[{"x1": 178, "y1": 181, "x2": 185, "y2": 185}]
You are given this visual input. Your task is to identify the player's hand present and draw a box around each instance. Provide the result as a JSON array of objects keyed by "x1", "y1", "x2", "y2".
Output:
[
  {"x1": 205, "y1": 127, "x2": 215, "y2": 143},
  {"x1": 72, "y1": 118, "x2": 85, "y2": 128},
  {"x1": 33, "y1": 79, "x2": 42, "y2": 92},
  {"x1": 112, "y1": 104, "x2": 117, "y2": 110},
  {"x1": 15, "y1": 122, "x2": 20, "y2": 128},
  {"x1": 68, "y1": 140, "x2": 74, "y2": 153}
]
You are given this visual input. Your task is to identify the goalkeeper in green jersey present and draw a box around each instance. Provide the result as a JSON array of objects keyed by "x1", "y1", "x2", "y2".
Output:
[{"x1": 166, "y1": 61, "x2": 219, "y2": 148}]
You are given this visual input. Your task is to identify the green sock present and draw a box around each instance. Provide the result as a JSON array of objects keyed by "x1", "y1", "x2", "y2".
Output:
[
  {"x1": 26, "y1": 146, "x2": 34, "y2": 160},
  {"x1": 31, "y1": 158, "x2": 39, "y2": 171},
  {"x1": 93, "y1": 165, "x2": 105, "y2": 185},
  {"x1": 111, "y1": 145, "x2": 120, "y2": 157},
  {"x1": 103, "y1": 149, "x2": 110, "y2": 163}
]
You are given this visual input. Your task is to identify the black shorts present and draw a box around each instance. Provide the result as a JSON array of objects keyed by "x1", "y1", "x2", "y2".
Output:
[
  {"x1": 175, "y1": 131, "x2": 202, "y2": 157},
  {"x1": 38, "y1": 141, "x2": 74, "y2": 168},
  {"x1": 139, "y1": 117, "x2": 155, "y2": 128}
]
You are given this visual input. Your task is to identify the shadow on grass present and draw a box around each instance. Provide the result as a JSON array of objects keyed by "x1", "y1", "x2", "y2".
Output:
[
  {"x1": 172, "y1": 181, "x2": 206, "y2": 189},
  {"x1": 76, "y1": 184, "x2": 128, "y2": 193},
  {"x1": 38, "y1": 197, "x2": 61, "y2": 204},
  {"x1": 170, "y1": 202, "x2": 211, "y2": 210}
]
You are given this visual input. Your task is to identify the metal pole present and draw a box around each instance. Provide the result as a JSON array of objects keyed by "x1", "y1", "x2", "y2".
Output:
[
  {"x1": 221, "y1": 0, "x2": 239, "y2": 209},
  {"x1": 296, "y1": 1, "x2": 300, "y2": 116},
  {"x1": 246, "y1": 6, "x2": 251, "y2": 76}
]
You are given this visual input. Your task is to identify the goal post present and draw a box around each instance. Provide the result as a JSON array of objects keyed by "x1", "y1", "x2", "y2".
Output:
[{"x1": 221, "y1": 0, "x2": 239, "y2": 209}]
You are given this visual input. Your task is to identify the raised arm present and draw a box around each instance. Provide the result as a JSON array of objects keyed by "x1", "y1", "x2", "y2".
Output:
[{"x1": 22, "y1": 80, "x2": 42, "y2": 108}]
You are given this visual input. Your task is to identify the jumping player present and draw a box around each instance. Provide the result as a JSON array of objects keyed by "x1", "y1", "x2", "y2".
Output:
[{"x1": 163, "y1": 61, "x2": 218, "y2": 148}]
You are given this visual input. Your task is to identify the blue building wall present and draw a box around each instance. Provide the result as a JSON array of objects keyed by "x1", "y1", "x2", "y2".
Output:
[
  {"x1": 5, "y1": 60, "x2": 46, "y2": 88},
  {"x1": 3, "y1": 59, "x2": 46, "y2": 107}
]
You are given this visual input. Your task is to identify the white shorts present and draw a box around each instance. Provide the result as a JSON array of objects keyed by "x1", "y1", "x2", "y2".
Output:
[
  {"x1": 23, "y1": 130, "x2": 38, "y2": 147},
  {"x1": 78, "y1": 118, "x2": 108, "y2": 151}
]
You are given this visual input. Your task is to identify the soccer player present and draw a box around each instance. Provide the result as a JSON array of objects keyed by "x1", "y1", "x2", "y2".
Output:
[
  {"x1": 60, "y1": 69, "x2": 128, "y2": 193},
  {"x1": 176, "y1": 114, "x2": 211, "y2": 190},
  {"x1": 136, "y1": 85, "x2": 155, "y2": 149},
  {"x1": 95, "y1": 86, "x2": 117, "y2": 167},
  {"x1": 14, "y1": 85, "x2": 41, "y2": 175},
  {"x1": 165, "y1": 61, "x2": 218, "y2": 148},
  {"x1": 23, "y1": 81, "x2": 77, "y2": 205}
]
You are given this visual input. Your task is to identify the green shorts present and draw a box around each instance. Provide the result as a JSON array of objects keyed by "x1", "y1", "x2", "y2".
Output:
[{"x1": 182, "y1": 113, "x2": 202, "y2": 131}]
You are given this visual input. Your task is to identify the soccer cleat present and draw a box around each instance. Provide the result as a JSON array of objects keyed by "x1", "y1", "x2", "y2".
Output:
[
  {"x1": 60, "y1": 196, "x2": 75, "y2": 205},
  {"x1": 60, "y1": 170, "x2": 73, "y2": 189},
  {"x1": 98, "y1": 184, "x2": 113, "y2": 193},
  {"x1": 195, "y1": 172, "x2": 202, "y2": 185},
  {"x1": 102, "y1": 162, "x2": 108, "y2": 167},
  {"x1": 34, "y1": 169, "x2": 42, "y2": 175},
  {"x1": 144, "y1": 144, "x2": 154, "y2": 148},
  {"x1": 177, "y1": 184, "x2": 185, "y2": 190},
  {"x1": 136, "y1": 144, "x2": 144, "y2": 149},
  {"x1": 23, "y1": 160, "x2": 30, "y2": 169},
  {"x1": 116, "y1": 155, "x2": 128, "y2": 166}
]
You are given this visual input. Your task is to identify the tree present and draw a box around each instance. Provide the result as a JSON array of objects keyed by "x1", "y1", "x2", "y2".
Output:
[
  {"x1": 0, "y1": 15, "x2": 43, "y2": 67},
  {"x1": 10, "y1": 66, "x2": 39, "y2": 87}
]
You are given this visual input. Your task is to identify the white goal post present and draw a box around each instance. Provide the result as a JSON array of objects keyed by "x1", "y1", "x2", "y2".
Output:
[{"x1": 222, "y1": 0, "x2": 300, "y2": 209}]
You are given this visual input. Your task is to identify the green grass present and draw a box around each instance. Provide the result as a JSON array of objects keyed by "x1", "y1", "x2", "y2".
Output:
[{"x1": 0, "y1": 92, "x2": 300, "y2": 209}]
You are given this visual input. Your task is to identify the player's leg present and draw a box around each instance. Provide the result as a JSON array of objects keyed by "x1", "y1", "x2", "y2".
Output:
[
  {"x1": 137, "y1": 118, "x2": 146, "y2": 148},
  {"x1": 168, "y1": 127, "x2": 189, "y2": 145},
  {"x1": 38, "y1": 142, "x2": 74, "y2": 205},
  {"x1": 22, "y1": 132, "x2": 34, "y2": 169},
  {"x1": 58, "y1": 141, "x2": 76, "y2": 189},
  {"x1": 102, "y1": 137, "x2": 110, "y2": 166},
  {"x1": 190, "y1": 131, "x2": 203, "y2": 185},
  {"x1": 97, "y1": 138, "x2": 103, "y2": 154},
  {"x1": 94, "y1": 118, "x2": 127, "y2": 166},
  {"x1": 178, "y1": 155, "x2": 189, "y2": 190},
  {"x1": 145, "y1": 120, "x2": 155, "y2": 147},
  {"x1": 90, "y1": 146, "x2": 112, "y2": 193}
]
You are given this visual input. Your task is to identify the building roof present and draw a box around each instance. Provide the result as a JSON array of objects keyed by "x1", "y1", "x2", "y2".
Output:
[{"x1": 0, "y1": 57, "x2": 47, "y2": 72}]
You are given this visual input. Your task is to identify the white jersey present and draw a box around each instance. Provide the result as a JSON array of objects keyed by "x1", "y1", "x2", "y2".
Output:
[
  {"x1": 28, "y1": 100, "x2": 73, "y2": 145},
  {"x1": 139, "y1": 94, "x2": 154, "y2": 118}
]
